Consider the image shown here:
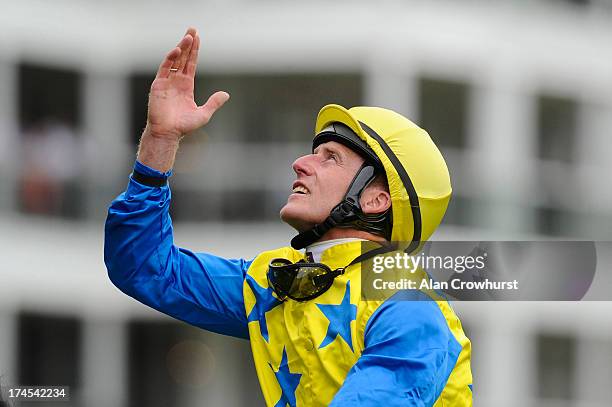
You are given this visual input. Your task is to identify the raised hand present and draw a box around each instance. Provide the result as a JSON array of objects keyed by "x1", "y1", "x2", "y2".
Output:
[{"x1": 137, "y1": 28, "x2": 229, "y2": 172}]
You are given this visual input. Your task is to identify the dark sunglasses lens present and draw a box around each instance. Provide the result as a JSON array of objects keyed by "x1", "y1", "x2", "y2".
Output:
[
  {"x1": 268, "y1": 259, "x2": 334, "y2": 301},
  {"x1": 287, "y1": 265, "x2": 331, "y2": 300},
  {"x1": 268, "y1": 267, "x2": 296, "y2": 295}
]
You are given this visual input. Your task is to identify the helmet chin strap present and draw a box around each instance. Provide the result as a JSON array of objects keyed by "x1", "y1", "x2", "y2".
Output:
[{"x1": 291, "y1": 163, "x2": 391, "y2": 250}]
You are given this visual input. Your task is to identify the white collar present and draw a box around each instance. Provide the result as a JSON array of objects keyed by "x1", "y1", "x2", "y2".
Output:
[{"x1": 305, "y1": 238, "x2": 367, "y2": 262}]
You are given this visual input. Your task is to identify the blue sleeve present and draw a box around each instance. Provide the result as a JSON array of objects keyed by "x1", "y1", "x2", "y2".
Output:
[
  {"x1": 330, "y1": 291, "x2": 462, "y2": 406},
  {"x1": 104, "y1": 163, "x2": 252, "y2": 339}
]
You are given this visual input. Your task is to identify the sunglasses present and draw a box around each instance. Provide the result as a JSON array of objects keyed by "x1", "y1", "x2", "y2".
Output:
[
  {"x1": 266, "y1": 243, "x2": 398, "y2": 302},
  {"x1": 267, "y1": 258, "x2": 344, "y2": 302}
]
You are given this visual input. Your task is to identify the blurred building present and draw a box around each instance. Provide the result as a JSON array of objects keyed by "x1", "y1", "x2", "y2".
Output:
[{"x1": 1, "y1": 0, "x2": 612, "y2": 406}]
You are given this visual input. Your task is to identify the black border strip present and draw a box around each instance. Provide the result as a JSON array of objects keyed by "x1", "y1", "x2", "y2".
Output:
[
  {"x1": 131, "y1": 170, "x2": 168, "y2": 187},
  {"x1": 358, "y1": 121, "x2": 422, "y2": 253}
]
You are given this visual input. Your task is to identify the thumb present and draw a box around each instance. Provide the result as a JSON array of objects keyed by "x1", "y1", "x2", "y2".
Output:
[{"x1": 192, "y1": 91, "x2": 230, "y2": 128}]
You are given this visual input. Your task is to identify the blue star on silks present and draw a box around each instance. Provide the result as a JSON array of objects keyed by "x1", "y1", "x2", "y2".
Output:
[
  {"x1": 246, "y1": 275, "x2": 282, "y2": 342},
  {"x1": 316, "y1": 281, "x2": 357, "y2": 351},
  {"x1": 270, "y1": 347, "x2": 302, "y2": 407}
]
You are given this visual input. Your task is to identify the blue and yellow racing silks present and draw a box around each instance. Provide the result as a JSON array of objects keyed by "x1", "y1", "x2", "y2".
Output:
[{"x1": 105, "y1": 105, "x2": 473, "y2": 405}]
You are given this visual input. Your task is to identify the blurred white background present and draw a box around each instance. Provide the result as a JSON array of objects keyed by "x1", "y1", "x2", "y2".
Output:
[{"x1": 1, "y1": 0, "x2": 612, "y2": 406}]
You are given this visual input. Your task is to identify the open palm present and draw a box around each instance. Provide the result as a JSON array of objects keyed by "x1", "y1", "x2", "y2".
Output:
[{"x1": 146, "y1": 28, "x2": 229, "y2": 140}]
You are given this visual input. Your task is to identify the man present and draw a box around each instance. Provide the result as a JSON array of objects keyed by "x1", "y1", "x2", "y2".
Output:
[{"x1": 105, "y1": 28, "x2": 472, "y2": 406}]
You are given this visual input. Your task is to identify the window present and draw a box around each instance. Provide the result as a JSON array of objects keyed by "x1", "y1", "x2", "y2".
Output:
[
  {"x1": 17, "y1": 64, "x2": 84, "y2": 218},
  {"x1": 128, "y1": 320, "x2": 183, "y2": 407},
  {"x1": 536, "y1": 333, "x2": 576, "y2": 400},
  {"x1": 197, "y1": 74, "x2": 362, "y2": 142},
  {"x1": 535, "y1": 94, "x2": 579, "y2": 235},
  {"x1": 17, "y1": 313, "x2": 81, "y2": 390},
  {"x1": 128, "y1": 320, "x2": 261, "y2": 407},
  {"x1": 19, "y1": 64, "x2": 82, "y2": 129},
  {"x1": 417, "y1": 77, "x2": 470, "y2": 150},
  {"x1": 537, "y1": 95, "x2": 577, "y2": 163}
]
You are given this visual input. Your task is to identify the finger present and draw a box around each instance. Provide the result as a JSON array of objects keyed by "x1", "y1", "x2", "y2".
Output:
[
  {"x1": 185, "y1": 26, "x2": 197, "y2": 39},
  {"x1": 193, "y1": 91, "x2": 230, "y2": 127},
  {"x1": 176, "y1": 30, "x2": 195, "y2": 73},
  {"x1": 156, "y1": 47, "x2": 181, "y2": 79},
  {"x1": 170, "y1": 34, "x2": 192, "y2": 69},
  {"x1": 184, "y1": 32, "x2": 200, "y2": 76}
]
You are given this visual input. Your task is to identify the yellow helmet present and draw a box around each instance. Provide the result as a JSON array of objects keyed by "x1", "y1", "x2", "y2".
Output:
[{"x1": 312, "y1": 104, "x2": 452, "y2": 252}]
